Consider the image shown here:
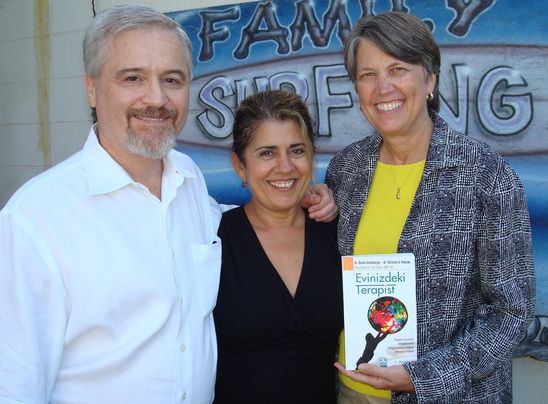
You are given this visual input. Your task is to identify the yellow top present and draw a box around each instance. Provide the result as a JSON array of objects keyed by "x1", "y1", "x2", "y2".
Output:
[{"x1": 338, "y1": 160, "x2": 425, "y2": 397}]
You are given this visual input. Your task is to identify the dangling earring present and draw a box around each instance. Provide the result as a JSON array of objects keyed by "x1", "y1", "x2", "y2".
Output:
[
  {"x1": 241, "y1": 179, "x2": 247, "y2": 188},
  {"x1": 427, "y1": 92, "x2": 434, "y2": 101}
]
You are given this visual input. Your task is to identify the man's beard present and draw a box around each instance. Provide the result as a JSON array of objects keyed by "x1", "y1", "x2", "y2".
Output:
[{"x1": 125, "y1": 106, "x2": 179, "y2": 160}]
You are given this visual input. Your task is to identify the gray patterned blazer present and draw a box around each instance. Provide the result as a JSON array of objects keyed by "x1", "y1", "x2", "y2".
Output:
[{"x1": 326, "y1": 113, "x2": 535, "y2": 403}]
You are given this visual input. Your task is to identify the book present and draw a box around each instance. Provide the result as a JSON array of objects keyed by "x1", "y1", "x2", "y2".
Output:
[{"x1": 342, "y1": 253, "x2": 417, "y2": 369}]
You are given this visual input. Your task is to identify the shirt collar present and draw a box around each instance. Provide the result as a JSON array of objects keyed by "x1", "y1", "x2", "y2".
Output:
[
  {"x1": 82, "y1": 126, "x2": 197, "y2": 196},
  {"x1": 163, "y1": 148, "x2": 197, "y2": 182},
  {"x1": 161, "y1": 149, "x2": 198, "y2": 204}
]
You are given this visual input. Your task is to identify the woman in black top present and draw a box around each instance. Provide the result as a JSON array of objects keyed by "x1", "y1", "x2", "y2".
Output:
[{"x1": 213, "y1": 90, "x2": 343, "y2": 404}]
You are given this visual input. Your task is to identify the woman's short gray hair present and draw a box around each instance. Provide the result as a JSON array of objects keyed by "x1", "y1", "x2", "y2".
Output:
[
  {"x1": 83, "y1": 5, "x2": 192, "y2": 79},
  {"x1": 344, "y1": 12, "x2": 441, "y2": 111}
]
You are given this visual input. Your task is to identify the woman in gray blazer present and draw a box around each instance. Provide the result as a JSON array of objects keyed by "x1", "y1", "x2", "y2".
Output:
[{"x1": 328, "y1": 11, "x2": 535, "y2": 404}]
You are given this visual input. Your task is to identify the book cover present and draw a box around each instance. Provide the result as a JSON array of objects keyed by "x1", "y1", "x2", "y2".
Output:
[{"x1": 342, "y1": 253, "x2": 417, "y2": 369}]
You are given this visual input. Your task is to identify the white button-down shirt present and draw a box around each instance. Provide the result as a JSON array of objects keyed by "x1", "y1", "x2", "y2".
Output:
[{"x1": 0, "y1": 128, "x2": 222, "y2": 403}]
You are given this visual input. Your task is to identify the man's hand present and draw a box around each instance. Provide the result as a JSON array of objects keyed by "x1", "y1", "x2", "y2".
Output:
[
  {"x1": 334, "y1": 362, "x2": 414, "y2": 393},
  {"x1": 301, "y1": 184, "x2": 338, "y2": 222}
]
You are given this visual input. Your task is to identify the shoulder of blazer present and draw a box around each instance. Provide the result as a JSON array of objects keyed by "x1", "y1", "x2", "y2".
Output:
[{"x1": 329, "y1": 134, "x2": 382, "y2": 169}]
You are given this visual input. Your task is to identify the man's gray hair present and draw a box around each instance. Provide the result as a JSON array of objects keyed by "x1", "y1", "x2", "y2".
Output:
[{"x1": 83, "y1": 5, "x2": 192, "y2": 79}]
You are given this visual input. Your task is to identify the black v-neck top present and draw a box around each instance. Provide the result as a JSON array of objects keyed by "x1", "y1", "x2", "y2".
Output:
[{"x1": 213, "y1": 206, "x2": 343, "y2": 404}]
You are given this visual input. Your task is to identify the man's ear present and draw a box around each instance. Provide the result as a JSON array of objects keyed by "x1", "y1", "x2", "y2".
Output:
[
  {"x1": 230, "y1": 152, "x2": 245, "y2": 181},
  {"x1": 85, "y1": 75, "x2": 97, "y2": 108}
]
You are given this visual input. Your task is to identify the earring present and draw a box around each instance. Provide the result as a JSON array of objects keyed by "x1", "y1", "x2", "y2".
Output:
[
  {"x1": 427, "y1": 92, "x2": 434, "y2": 101},
  {"x1": 241, "y1": 179, "x2": 247, "y2": 188}
]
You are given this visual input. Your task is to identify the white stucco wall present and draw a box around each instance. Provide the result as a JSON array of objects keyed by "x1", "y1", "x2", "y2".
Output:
[{"x1": 0, "y1": 0, "x2": 546, "y2": 401}]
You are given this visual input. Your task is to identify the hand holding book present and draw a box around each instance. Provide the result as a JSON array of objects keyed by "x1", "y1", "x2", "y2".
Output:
[{"x1": 334, "y1": 362, "x2": 415, "y2": 393}]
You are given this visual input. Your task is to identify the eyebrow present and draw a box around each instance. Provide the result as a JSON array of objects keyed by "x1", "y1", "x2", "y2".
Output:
[
  {"x1": 164, "y1": 69, "x2": 188, "y2": 80},
  {"x1": 254, "y1": 143, "x2": 305, "y2": 152},
  {"x1": 358, "y1": 61, "x2": 406, "y2": 70},
  {"x1": 114, "y1": 68, "x2": 187, "y2": 80}
]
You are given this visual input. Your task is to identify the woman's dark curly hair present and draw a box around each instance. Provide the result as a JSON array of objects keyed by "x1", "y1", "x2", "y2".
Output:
[{"x1": 232, "y1": 90, "x2": 316, "y2": 163}]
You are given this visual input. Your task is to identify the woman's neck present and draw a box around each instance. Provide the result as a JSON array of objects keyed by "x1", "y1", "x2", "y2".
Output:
[
  {"x1": 378, "y1": 116, "x2": 433, "y2": 165},
  {"x1": 244, "y1": 202, "x2": 304, "y2": 231}
]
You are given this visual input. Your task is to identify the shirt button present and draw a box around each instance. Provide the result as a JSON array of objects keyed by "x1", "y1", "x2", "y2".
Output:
[
  {"x1": 178, "y1": 391, "x2": 187, "y2": 400},
  {"x1": 180, "y1": 344, "x2": 186, "y2": 352}
]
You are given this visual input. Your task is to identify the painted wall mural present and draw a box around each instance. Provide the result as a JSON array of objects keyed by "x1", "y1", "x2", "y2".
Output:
[{"x1": 167, "y1": 0, "x2": 548, "y2": 360}]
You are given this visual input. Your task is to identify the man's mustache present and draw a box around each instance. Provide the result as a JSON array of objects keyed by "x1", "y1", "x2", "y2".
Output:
[{"x1": 127, "y1": 106, "x2": 177, "y2": 121}]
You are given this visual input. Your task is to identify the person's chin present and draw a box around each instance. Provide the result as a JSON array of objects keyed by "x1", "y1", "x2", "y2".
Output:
[{"x1": 271, "y1": 197, "x2": 302, "y2": 212}]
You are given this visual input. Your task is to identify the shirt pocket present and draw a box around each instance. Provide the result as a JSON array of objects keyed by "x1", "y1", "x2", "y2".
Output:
[{"x1": 189, "y1": 236, "x2": 222, "y2": 315}]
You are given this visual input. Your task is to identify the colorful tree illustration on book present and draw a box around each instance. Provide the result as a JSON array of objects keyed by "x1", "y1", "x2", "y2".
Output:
[{"x1": 356, "y1": 296, "x2": 408, "y2": 368}]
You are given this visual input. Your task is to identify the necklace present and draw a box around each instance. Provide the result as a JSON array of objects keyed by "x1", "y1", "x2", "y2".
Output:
[{"x1": 388, "y1": 163, "x2": 418, "y2": 200}]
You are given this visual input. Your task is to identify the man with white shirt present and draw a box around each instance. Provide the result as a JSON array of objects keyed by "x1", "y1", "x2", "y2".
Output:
[{"x1": 0, "y1": 5, "x2": 334, "y2": 403}]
